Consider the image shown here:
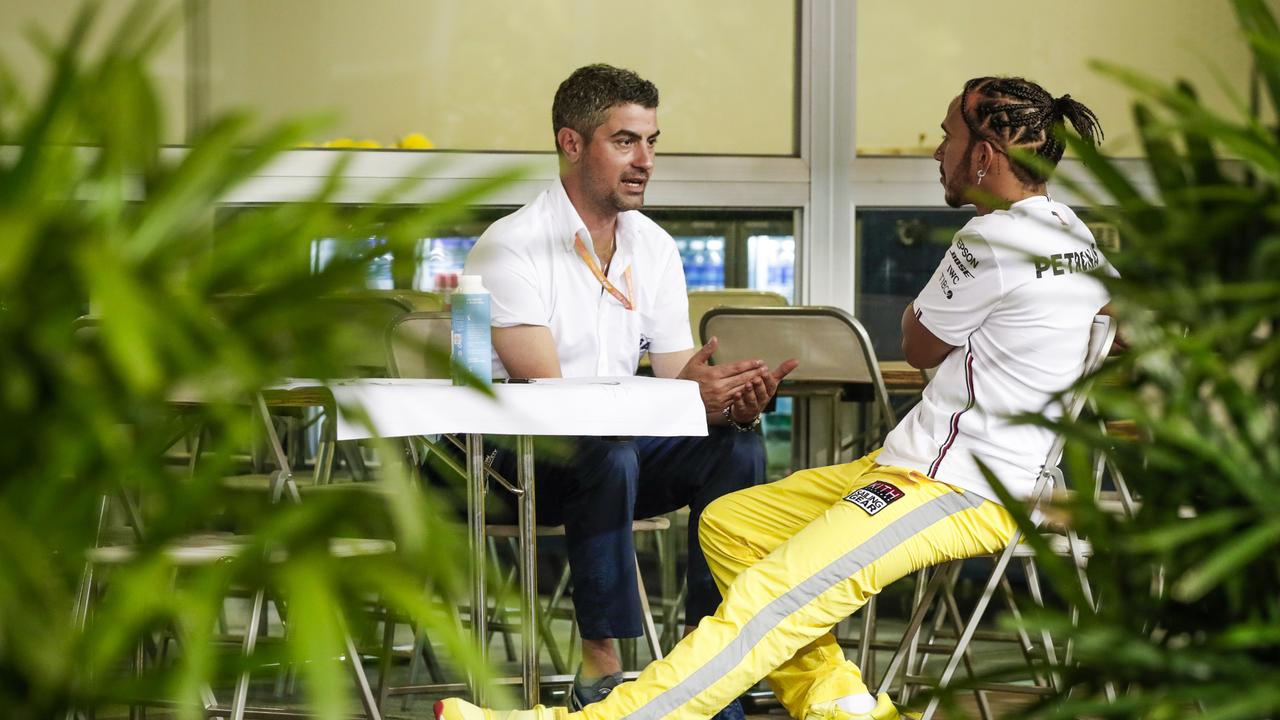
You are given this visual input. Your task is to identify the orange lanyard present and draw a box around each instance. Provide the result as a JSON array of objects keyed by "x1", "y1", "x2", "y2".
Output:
[{"x1": 574, "y1": 232, "x2": 634, "y2": 311}]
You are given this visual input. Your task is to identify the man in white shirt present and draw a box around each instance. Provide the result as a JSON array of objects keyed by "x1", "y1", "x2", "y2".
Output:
[
  {"x1": 463, "y1": 64, "x2": 797, "y2": 714},
  {"x1": 440, "y1": 75, "x2": 1113, "y2": 720}
]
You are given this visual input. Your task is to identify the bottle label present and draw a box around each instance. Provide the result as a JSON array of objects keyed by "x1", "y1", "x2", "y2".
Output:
[{"x1": 450, "y1": 293, "x2": 492, "y2": 385}]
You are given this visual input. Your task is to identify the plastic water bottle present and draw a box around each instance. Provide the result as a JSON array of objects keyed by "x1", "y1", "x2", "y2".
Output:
[{"x1": 451, "y1": 274, "x2": 492, "y2": 386}]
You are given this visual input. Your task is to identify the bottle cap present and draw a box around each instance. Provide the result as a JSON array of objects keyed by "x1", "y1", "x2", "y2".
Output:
[{"x1": 457, "y1": 274, "x2": 486, "y2": 293}]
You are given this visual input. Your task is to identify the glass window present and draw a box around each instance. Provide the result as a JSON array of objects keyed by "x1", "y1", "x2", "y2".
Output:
[
  {"x1": 856, "y1": 0, "x2": 1260, "y2": 157},
  {"x1": 303, "y1": 209, "x2": 508, "y2": 293},
  {"x1": 855, "y1": 208, "x2": 973, "y2": 360},
  {"x1": 205, "y1": 0, "x2": 798, "y2": 154},
  {"x1": 229, "y1": 205, "x2": 796, "y2": 299},
  {"x1": 0, "y1": 0, "x2": 187, "y2": 145},
  {"x1": 648, "y1": 210, "x2": 797, "y2": 298},
  {"x1": 746, "y1": 233, "x2": 796, "y2": 303}
]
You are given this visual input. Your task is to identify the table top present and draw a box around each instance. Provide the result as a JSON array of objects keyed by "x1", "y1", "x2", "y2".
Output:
[
  {"x1": 879, "y1": 360, "x2": 930, "y2": 391},
  {"x1": 268, "y1": 376, "x2": 709, "y2": 441}
]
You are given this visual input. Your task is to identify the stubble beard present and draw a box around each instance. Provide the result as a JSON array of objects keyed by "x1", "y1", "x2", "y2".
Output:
[
  {"x1": 582, "y1": 161, "x2": 645, "y2": 215},
  {"x1": 943, "y1": 153, "x2": 973, "y2": 209},
  {"x1": 609, "y1": 185, "x2": 645, "y2": 212}
]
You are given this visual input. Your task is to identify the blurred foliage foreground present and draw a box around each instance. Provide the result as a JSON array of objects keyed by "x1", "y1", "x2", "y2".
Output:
[
  {"x1": 977, "y1": 1, "x2": 1280, "y2": 719},
  {"x1": 0, "y1": 5, "x2": 520, "y2": 719},
  {"x1": 6, "y1": 0, "x2": 1280, "y2": 719}
]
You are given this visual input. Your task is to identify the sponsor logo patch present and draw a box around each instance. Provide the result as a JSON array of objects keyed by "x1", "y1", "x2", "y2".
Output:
[{"x1": 844, "y1": 480, "x2": 905, "y2": 516}]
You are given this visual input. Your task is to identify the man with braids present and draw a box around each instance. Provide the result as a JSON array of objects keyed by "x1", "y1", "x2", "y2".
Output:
[
  {"x1": 439, "y1": 76, "x2": 1113, "y2": 720},
  {"x1": 461, "y1": 64, "x2": 796, "y2": 720}
]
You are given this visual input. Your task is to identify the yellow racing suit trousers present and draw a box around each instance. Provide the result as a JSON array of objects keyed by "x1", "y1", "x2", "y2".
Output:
[{"x1": 572, "y1": 451, "x2": 1019, "y2": 720}]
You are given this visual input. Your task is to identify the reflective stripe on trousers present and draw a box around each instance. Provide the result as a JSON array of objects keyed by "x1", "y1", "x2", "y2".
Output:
[{"x1": 573, "y1": 451, "x2": 1018, "y2": 720}]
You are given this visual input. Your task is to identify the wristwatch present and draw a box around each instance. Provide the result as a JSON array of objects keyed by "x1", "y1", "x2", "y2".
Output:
[{"x1": 723, "y1": 405, "x2": 762, "y2": 432}]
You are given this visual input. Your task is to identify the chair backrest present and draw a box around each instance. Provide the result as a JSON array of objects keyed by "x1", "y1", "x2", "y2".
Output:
[
  {"x1": 701, "y1": 305, "x2": 896, "y2": 427},
  {"x1": 312, "y1": 293, "x2": 416, "y2": 375},
  {"x1": 386, "y1": 311, "x2": 453, "y2": 379},
  {"x1": 356, "y1": 288, "x2": 445, "y2": 312},
  {"x1": 211, "y1": 291, "x2": 417, "y2": 376},
  {"x1": 688, "y1": 289, "x2": 788, "y2": 344},
  {"x1": 72, "y1": 315, "x2": 99, "y2": 343}
]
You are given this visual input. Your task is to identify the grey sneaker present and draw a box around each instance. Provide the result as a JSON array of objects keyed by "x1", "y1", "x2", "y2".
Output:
[{"x1": 568, "y1": 671, "x2": 624, "y2": 711}]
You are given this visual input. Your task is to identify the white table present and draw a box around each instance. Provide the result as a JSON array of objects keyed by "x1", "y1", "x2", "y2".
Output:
[{"x1": 270, "y1": 376, "x2": 707, "y2": 705}]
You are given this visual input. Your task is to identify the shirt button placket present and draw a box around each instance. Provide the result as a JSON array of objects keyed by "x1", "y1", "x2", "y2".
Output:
[{"x1": 596, "y1": 293, "x2": 609, "y2": 375}]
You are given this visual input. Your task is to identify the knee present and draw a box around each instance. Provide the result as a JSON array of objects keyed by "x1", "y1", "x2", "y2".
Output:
[
  {"x1": 571, "y1": 439, "x2": 640, "y2": 497},
  {"x1": 697, "y1": 492, "x2": 740, "y2": 556}
]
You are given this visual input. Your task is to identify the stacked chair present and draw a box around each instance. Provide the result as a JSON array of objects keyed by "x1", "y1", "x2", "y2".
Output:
[
  {"x1": 71, "y1": 315, "x2": 394, "y2": 719},
  {"x1": 68, "y1": 291, "x2": 444, "y2": 719}
]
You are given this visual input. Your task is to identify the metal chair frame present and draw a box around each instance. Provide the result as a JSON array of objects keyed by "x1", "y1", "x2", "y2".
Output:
[
  {"x1": 382, "y1": 312, "x2": 669, "y2": 705},
  {"x1": 875, "y1": 315, "x2": 1119, "y2": 720},
  {"x1": 72, "y1": 390, "x2": 387, "y2": 720}
]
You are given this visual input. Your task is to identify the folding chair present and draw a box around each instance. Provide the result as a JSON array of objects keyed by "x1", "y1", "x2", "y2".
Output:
[
  {"x1": 701, "y1": 305, "x2": 897, "y2": 466},
  {"x1": 72, "y1": 386, "x2": 393, "y2": 720},
  {"x1": 687, "y1": 289, "x2": 788, "y2": 347},
  {"x1": 382, "y1": 312, "x2": 670, "y2": 704},
  {"x1": 876, "y1": 315, "x2": 1119, "y2": 720},
  {"x1": 700, "y1": 305, "x2": 899, "y2": 678}
]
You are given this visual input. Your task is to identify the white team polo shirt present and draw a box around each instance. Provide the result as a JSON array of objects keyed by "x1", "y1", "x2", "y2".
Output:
[
  {"x1": 877, "y1": 196, "x2": 1113, "y2": 503},
  {"x1": 464, "y1": 181, "x2": 694, "y2": 379}
]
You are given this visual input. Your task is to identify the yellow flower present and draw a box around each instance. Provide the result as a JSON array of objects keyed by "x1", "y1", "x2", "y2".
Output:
[{"x1": 397, "y1": 133, "x2": 435, "y2": 150}]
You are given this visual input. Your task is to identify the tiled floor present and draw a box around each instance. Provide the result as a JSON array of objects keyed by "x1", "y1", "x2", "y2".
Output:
[
  {"x1": 96, "y1": 604, "x2": 1044, "y2": 719},
  {"x1": 94, "y1": 533, "x2": 1055, "y2": 720}
]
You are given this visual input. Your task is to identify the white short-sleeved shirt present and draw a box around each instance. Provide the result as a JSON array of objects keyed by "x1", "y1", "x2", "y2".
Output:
[
  {"x1": 463, "y1": 181, "x2": 694, "y2": 378},
  {"x1": 877, "y1": 195, "x2": 1114, "y2": 503}
]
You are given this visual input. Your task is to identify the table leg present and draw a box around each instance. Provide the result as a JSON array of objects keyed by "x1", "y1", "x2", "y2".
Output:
[
  {"x1": 516, "y1": 434, "x2": 539, "y2": 707},
  {"x1": 467, "y1": 434, "x2": 488, "y2": 704}
]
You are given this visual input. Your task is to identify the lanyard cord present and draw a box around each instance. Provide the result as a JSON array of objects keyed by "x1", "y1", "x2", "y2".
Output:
[{"x1": 574, "y1": 232, "x2": 634, "y2": 311}]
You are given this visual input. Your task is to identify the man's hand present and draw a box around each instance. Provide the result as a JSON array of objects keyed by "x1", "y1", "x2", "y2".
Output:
[
  {"x1": 677, "y1": 337, "x2": 798, "y2": 422},
  {"x1": 726, "y1": 355, "x2": 800, "y2": 425}
]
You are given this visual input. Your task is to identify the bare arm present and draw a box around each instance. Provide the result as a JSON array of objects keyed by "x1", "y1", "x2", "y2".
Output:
[
  {"x1": 1097, "y1": 303, "x2": 1128, "y2": 355},
  {"x1": 901, "y1": 303, "x2": 958, "y2": 369},
  {"x1": 649, "y1": 348, "x2": 694, "y2": 379},
  {"x1": 492, "y1": 325, "x2": 562, "y2": 379}
]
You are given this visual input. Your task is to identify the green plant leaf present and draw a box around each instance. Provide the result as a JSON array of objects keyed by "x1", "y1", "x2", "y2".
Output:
[{"x1": 1173, "y1": 519, "x2": 1280, "y2": 601}]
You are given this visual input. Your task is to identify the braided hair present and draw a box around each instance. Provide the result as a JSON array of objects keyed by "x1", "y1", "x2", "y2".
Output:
[{"x1": 960, "y1": 76, "x2": 1104, "y2": 185}]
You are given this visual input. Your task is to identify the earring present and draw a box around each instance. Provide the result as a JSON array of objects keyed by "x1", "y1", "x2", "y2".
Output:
[{"x1": 976, "y1": 167, "x2": 987, "y2": 185}]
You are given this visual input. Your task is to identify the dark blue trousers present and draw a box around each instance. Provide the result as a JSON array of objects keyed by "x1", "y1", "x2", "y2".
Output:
[{"x1": 491, "y1": 427, "x2": 765, "y2": 641}]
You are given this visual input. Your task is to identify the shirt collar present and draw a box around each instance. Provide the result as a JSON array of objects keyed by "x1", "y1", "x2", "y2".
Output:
[
  {"x1": 1009, "y1": 194, "x2": 1052, "y2": 210},
  {"x1": 551, "y1": 179, "x2": 637, "y2": 260}
]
